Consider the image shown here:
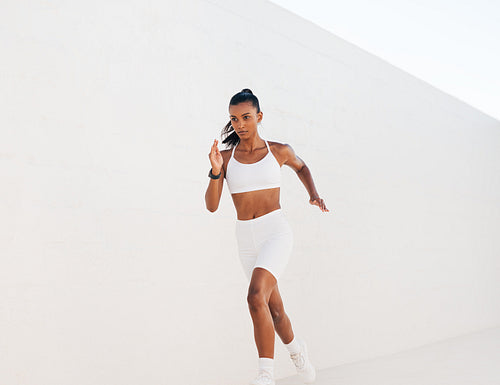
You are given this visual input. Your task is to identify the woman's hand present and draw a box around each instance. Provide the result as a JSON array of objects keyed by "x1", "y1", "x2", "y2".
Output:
[
  {"x1": 209, "y1": 139, "x2": 223, "y2": 173},
  {"x1": 309, "y1": 196, "x2": 329, "y2": 212}
]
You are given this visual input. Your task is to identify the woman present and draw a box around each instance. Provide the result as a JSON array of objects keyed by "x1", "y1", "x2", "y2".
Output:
[{"x1": 205, "y1": 89, "x2": 329, "y2": 385}]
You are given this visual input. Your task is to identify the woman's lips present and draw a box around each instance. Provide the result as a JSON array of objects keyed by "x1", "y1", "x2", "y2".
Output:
[{"x1": 238, "y1": 131, "x2": 247, "y2": 134}]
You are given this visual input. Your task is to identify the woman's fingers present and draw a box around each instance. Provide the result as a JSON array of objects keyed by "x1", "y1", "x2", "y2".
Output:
[
  {"x1": 213, "y1": 139, "x2": 220, "y2": 153},
  {"x1": 311, "y1": 197, "x2": 330, "y2": 212},
  {"x1": 209, "y1": 140, "x2": 223, "y2": 171},
  {"x1": 209, "y1": 139, "x2": 219, "y2": 157}
]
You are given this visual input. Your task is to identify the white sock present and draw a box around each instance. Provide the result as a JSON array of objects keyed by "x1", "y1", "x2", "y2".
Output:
[
  {"x1": 285, "y1": 336, "x2": 301, "y2": 355},
  {"x1": 258, "y1": 357, "x2": 274, "y2": 377}
]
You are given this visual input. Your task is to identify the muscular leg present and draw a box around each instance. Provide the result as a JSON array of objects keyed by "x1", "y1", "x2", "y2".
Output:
[
  {"x1": 268, "y1": 284, "x2": 294, "y2": 344},
  {"x1": 247, "y1": 267, "x2": 278, "y2": 358}
]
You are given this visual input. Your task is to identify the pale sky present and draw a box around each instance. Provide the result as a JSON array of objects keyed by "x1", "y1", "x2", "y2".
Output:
[{"x1": 270, "y1": 0, "x2": 500, "y2": 122}]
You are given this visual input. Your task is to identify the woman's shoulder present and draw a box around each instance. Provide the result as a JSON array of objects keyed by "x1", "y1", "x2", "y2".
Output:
[
  {"x1": 220, "y1": 148, "x2": 233, "y2": 173},
  {"x1": 267, "y1": 140, "x2": 293, "y2": 166},
  {"x1": 220, "y1": 148, "x2": 232, "y2": 158},
  {"x1": 267, "y1": 140, "x2": 292, "y2": 154},
  {"x1": 267, "y1": 140, "x2": 286, "y2": 148}
]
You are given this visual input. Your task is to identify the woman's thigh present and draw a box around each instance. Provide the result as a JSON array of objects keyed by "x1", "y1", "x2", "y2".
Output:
[
  {"x1": 254, "y1": 231, "x2": 293, "y2": 282},
  {"x1": 247, "y1": 267, "x2": 277, "y2": 303}
]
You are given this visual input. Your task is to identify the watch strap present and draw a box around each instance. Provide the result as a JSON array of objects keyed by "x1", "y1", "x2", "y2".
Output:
[{"x1": 208, "y1": 168, "x2": 222, "y2": 179}]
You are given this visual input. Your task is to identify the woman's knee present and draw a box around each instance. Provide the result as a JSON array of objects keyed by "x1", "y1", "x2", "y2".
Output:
[{"x1": 247, "y1": 289, "x2": 268, "y2": 311}]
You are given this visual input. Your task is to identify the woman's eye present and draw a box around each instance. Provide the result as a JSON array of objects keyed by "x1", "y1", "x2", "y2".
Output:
[{"x1": 244, "y1": 116, "x2": 249, "y2": 119}]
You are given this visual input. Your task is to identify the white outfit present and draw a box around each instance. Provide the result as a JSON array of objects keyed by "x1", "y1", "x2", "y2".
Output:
[
  {"x1": 226, "y1": 140, "x2": 293, "y2": 281},
  {"x1": 235, "y1": 208, "x2": 293, "y2": 281},
  {"x1": 225, "y1": 139, "x2": 281, "y2": 194}
]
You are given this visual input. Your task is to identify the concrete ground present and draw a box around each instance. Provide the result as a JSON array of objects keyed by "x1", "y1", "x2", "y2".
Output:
[{"x1": 277, "y1": 326, "x2": 500, "y2": 385}]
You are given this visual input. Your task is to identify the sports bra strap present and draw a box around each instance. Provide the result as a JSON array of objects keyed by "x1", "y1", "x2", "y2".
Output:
[{"x1": 230, "y1": 141, "x2": 238, "y2": 158}]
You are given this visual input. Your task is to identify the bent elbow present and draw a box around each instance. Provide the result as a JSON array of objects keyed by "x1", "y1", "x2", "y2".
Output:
[{"x1": 206, "y1": 205, "x2": 218, "y2": 213}]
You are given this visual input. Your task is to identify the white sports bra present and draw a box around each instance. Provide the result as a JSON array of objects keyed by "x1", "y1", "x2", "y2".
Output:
[{"x1": 225, "y1": 140, "x2": 281, "y2": 194}]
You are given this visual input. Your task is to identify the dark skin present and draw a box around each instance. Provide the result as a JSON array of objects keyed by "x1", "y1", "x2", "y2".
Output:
[{"x1": 205, "y1": 101, "x2": 330, "y2": 359}]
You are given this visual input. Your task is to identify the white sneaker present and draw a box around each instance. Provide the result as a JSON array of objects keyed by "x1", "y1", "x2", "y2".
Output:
[
  {"x1": 250, "y1": 369, "x2": 275, "y2": 385},
  {"x1": 290, "y1": 338, "x2": 316, "y2": 383}
]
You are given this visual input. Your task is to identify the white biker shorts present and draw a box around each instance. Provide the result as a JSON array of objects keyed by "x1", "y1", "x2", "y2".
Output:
[{"x1": 235, "y1": 208, "x2": 293, "y2": 282}]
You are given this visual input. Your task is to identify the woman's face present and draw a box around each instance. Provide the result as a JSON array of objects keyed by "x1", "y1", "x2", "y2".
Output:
[{"x1": 229, "y1": 102, "x2": 263, "y2": 139}]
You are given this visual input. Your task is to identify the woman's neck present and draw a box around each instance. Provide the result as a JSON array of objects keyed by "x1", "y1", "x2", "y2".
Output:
[{"x1": 237, "y1": 135, "x2": 264, "y2": 153}]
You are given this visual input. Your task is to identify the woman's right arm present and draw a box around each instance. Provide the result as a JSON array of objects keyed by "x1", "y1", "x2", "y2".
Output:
[{"x1": 205, "y1": 139, "x2": 224, "y2": 212}]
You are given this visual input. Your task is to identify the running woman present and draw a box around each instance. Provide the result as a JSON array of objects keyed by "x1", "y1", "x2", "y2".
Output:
[{"x1": 205, "y1": 89, "x2": 329, "y2": 385}]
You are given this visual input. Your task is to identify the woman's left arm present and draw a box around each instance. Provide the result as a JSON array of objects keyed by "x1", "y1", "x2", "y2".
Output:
[{"x1": 281, "y1": 143, "x2": 329, "y2": 212}]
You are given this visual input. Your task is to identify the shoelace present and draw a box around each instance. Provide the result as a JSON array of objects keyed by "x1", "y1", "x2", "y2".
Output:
[
  {"x1": 254, "y1": 370, "x2": 274, "y2": 384},
  {"x1": 290, "y1": 351, "x2": 306, "y2": 370}
]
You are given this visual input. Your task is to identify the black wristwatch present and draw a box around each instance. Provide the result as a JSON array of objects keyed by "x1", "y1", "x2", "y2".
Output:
[{"x1": 208, "y1": 168, "x2": 222, "y2": 179}]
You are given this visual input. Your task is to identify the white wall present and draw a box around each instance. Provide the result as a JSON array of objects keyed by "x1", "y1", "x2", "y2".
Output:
[{"x1": 1, "y1": 0, "x2": 499, "y2": 384}]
